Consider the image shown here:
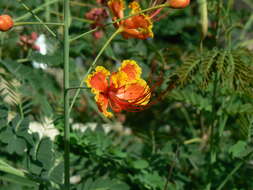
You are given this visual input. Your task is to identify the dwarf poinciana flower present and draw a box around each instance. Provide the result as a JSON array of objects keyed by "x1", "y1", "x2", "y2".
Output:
[
  {"x1": 85, "y1": 8, "x2": 108, "y2": 40},
  {"x1": 108, "y1": 0, "x2": 153, "y2": 39},
  {"x1": 85, "y1": 60, "x2": 151, "y2": 117}
]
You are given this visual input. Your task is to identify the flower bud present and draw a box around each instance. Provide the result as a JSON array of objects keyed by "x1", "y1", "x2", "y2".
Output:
[
  {"x1": 169, "y1": 0, "x2": 190, "y2": 9},
  {"x1": 0, "y1": 15, "x2": 14, "y2": 32}
]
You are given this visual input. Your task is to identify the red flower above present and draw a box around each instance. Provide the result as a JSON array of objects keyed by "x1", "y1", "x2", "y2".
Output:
[
  {"x1": 85, "y1": 60, "x2": 151, "y2": 117},
  {"x1": 108, "y1": 0, "x2": 153, "y2": 39}
]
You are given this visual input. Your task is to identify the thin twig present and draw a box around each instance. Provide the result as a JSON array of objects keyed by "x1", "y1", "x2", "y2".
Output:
[
  {"x1": 17, "y1": 0, "x2": 57, "y2": 38},
  {"x1": 164, "y1": 146, "x2": 180, "y2": 190}
]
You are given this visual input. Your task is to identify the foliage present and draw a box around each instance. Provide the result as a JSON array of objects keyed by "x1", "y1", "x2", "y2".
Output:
[{"x1": 1, "y1": 0, "x2": 253, "y2": 190}]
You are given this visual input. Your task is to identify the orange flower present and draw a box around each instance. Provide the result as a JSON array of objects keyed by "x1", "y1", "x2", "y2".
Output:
[
  {"x1": 85, "y1": 60, "x2": 151, "y2": 117},
  {"x1": 108, "y1": 0, "x2": 153, "y2": 39}
]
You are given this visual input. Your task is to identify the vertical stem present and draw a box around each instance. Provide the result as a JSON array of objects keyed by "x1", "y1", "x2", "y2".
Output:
[
  {"x1": 215, "y1": 0, "x2": 222, "y2": 43},
  {"x1": 210, "y1": 73, "x2": 218, "y2": 162},
  {"x1": 45, "y1": 0, "x2": 51, "y2": 22},
  {"x1": 63, "y1": 0, "x2": 70, "y2": 189}
]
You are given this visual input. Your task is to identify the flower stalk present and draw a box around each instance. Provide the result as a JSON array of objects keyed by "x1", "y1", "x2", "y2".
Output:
[
  {"x1": 68, "y1": 27, "x2": 123, "y2": 113},
  {"x1": 63, "y1": 0, "x2": 70, "y2": 189},
  {"x1": 14, "y1": 22, "x2": 64, "y2": 26}
]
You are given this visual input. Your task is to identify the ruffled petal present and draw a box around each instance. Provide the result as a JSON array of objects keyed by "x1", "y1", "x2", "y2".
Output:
[
  {"x1": 85, "y1": 66, "x2": 110, "y2": 94},
  {"x1": 96, "y1": 93, "x2": 113, "y2": 118},
  {"x1": 119, "y1": 60, "x2": 142, "y2": 81}
]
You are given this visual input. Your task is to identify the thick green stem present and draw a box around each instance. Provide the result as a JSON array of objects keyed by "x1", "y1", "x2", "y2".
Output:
[
  {"x1": 210, "y1": 73, "x2": 218, "y2": 163},
  {"x1": 68, "y1": 27, "x2": 122, "y2": 114},
  {"x1": 45, "y1": 0, "x2": 51, "y2": 22},
  {"x1": 63, "y1": 0, "x2": 70, "y2": 189}
]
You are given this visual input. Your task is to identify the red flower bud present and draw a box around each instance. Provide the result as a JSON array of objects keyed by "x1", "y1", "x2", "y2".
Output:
[
  {"x1": 0, "y1": 15, "x2": 14, "y2": 32},
  {"x1": 169, "y1": 0, "x2": 190, "y2": 9}
]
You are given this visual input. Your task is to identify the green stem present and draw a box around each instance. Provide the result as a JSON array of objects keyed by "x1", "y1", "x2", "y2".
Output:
[
  {"x1": 69, "y1": 28, "x2": 97, "y2": 43},
  {"x1": 68, "y1": 27, "x2": 122, "y2": 114},
  {"x1": 217, "y1": 162, "x2": 243, "y2": 190},
  {"x1": 45, "y1": 0, "x2": 51, "y2": 22},
  {"x1": 63, "y1": 0, "x2": 70, "y2": 188},
  {"x1": 50, "y1": 11, "x2": 94, "y2": 23},
  {"x1": 210, "y1": 73, "x2": 218, "y2": 162},
  {"x1": 184, "y1": 138, "x2": 202, "y2": 145},
  {"x1": 70, "y1": 1, "x2": 94, "y2": 8},
  {"x1": 239, "y1": 14, "x2": 253, "y2": 40},
  {"x1": 15, "y1": 0, "x2": 59, "y2": 22},
  {"x1": 225, "y1": 24, "x2": 243, "y2": 49},
  {"x1": 14, "y1": 22, "x2": 64, "y2": 26},
  {"x1": 66, "y1": 87, "x2": 89, "y2": 91},
  {"x1": 18, "y1": 0, "x2": 57, "y2": 38}
]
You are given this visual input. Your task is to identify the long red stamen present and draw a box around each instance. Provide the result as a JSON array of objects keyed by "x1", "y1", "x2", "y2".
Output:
[{"x1": 149, "y1": 8, "x2": 163, "y2": 19}]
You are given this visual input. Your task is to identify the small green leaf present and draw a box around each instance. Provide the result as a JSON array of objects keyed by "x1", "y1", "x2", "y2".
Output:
[
  {"x1": 36, "y1": 138, "x2": 54, "y2": 170},
  {"x1": 229, "y1": 141, "x2": 247, "y2": 158},
  {"x1": 132, "y1": 160, "x2": 149, "y2": 169}
]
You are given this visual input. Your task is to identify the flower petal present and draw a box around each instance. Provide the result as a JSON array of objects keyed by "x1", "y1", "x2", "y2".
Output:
[
  {"x1": 110, "y1": 70, "x2": 129, "y2": 89},
  {"x1": 121, "y1": 1, "x2": 153, "y2": 39},
  {"x1": 109, "y1": 95, "x2": 123, "y2": 113},
  {"x1": 85, "y1": 66, "x2": 110, "y2": 94},
  {"x1": 108, "y1": 0, "x2": 125, "y2": 19},
  {"x1": 115, "y1": 79, "x2": 151, "y2": 106},
  {"x1": 119, "y1": 60, "x2": 142, "y2": 81},
  {"x1": 96, "y1": 93, "x2": 113, "y2": 118},
  {"x1": 129, "y1": 1, "x2": 141, "y2": 13}
]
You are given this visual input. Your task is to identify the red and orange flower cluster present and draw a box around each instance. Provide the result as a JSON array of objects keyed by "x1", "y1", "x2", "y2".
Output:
[
  {"x1": 108, "y1": 0, "x2": 153, "y2": 39},
  {"x1": 85, "y1": 60, "x2": 151, "y2": 118}
]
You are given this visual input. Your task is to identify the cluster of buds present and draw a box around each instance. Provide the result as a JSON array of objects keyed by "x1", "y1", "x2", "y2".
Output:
[
  {"x1": 85, "y1": 8, "x2": 108, "y2": 39},
  {"x1": 0, "y1": 14, "x2": 14, "y2": 32},
  {"x1": 18, "y1": 32, "x2": 40, "y2": 51}
]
